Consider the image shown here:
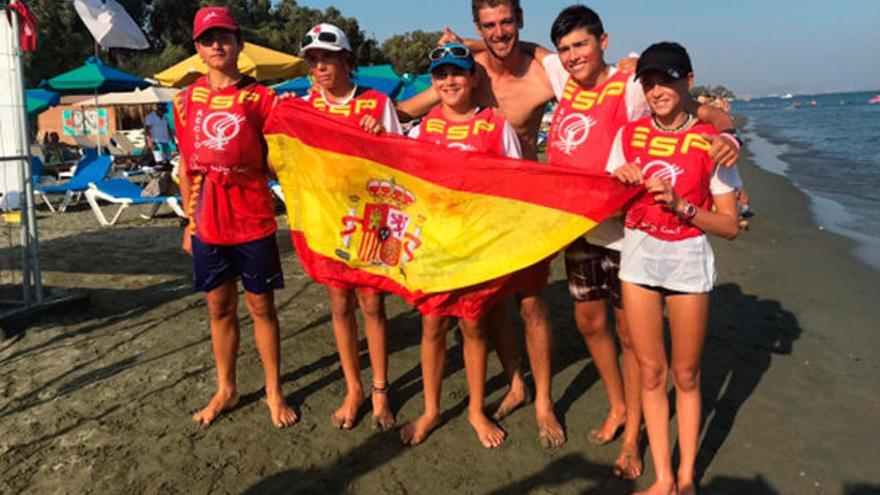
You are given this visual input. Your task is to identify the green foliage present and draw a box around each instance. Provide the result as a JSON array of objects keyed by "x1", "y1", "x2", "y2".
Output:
[
  {"x1": 381, "y1": 31, "x2": 443, "y2": 75},
  {"x1": 22, "y1": 0, "x2": 389, "y2": 85}
]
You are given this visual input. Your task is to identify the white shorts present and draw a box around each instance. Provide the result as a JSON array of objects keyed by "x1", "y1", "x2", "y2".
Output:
[{"x1": 619, "y1": 228, "x2": 716, "y2": 294}]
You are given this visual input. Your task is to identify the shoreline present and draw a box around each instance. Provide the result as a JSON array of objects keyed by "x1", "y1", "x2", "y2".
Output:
[
  {"x1": 0, "y1": 135, "x2": 877, "y2": 494},
  {"x1": 741, "y1": 118, "x2": 880, "y2": 272}
]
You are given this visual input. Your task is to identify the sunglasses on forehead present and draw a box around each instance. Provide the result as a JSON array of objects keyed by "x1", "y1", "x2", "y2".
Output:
[
  {"x1": 301, "y1": 31, "x2": 339, "y2": 50},
  {"x1": 429, "y1": 45, "x2": 471, "y2": 61}
]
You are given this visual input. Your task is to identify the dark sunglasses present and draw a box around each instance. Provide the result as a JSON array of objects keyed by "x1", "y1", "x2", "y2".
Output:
[
  {"x1": 196, "y1": 29, "x2": 238, "y2": 46},
  {"x1": 301, "y1": 32, "x2": 339, "y2": 50},
  {"x1": 429, "y1": 45, "x2": 471, "y2": 61}
]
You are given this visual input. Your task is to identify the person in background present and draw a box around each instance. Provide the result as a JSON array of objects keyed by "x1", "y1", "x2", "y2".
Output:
[{"x1": 145, "y1": 103, "x2": 175, "y2": 169}]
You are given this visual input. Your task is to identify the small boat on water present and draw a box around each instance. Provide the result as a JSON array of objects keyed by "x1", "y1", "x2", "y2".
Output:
[
  {"x1": 869, "y1": 94, "x2": 880, "y2": 104},
  {"x1": 780, "y1": 93, "x2": 794, "y2": 99}
]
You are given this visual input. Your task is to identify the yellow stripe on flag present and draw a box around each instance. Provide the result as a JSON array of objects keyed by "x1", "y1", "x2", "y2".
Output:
[{"x1": 267, "y1": 133, "x2": 596, "y2": 293}]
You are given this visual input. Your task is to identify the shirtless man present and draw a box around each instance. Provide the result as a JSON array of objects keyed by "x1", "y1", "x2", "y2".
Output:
[{"x1": 398, "y1": 0, "x2": 740, "y2": 450}]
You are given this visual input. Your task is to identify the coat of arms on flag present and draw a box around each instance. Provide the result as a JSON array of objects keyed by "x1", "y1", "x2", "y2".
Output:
[{"x1": 339, "y1": 179, "x2": 423, "y2": 273}]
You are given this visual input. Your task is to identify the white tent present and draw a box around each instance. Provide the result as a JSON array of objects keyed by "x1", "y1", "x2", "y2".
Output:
[
  {"x1": 66, "y1": 86, "x2": 179, "y2": 106},
  {"x1": 0, "y1": 8, "x2": 26, "y2": 209},
  {"x1": 0, "y1": 3, "x2": 41, "y2": 307},
  {"x1": 96, "y1": 86, "x2": 178, "y2": 105}
]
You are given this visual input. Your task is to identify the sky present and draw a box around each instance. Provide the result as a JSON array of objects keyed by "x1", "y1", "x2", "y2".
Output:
[{"x1": 294, "y1": 0, "x2": 880, "y2": 97}]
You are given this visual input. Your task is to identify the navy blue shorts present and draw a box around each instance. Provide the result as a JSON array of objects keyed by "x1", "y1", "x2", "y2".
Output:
[{"x1": 192, "y1": 234, "x2": 284, "y2": 294}]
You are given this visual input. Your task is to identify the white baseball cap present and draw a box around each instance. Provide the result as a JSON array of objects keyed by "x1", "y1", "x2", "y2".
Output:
[{"x1": 300, "y1": 23, "x2": 352, "y2": 55}]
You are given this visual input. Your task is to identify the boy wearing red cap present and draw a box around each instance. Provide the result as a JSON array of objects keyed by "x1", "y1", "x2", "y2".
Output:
[{"x1": 176, "y1": 7, "x2": 296, "y2": 428}]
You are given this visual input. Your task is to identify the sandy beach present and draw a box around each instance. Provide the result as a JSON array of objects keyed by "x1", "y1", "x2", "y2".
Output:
[{"x1": 1, "y1": 133, "x2": 878, "y2": 494}]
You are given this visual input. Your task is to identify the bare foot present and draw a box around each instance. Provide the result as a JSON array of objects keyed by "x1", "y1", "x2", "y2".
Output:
[
  {"x1": 613, "y1": 442, "x2": 643, "y2": 479},
  {"x1": 588, "y1": 408, "x2": 626, "y2": 445},
  {"x1": 677, "y1": 473, "x2": 696, "y2": 495},
  {"x1": 266, "y1": 393, "x2": 298, "y2": 428},
  {"x1": 193, "y1": 389, "x2": 239, "y2": 427},
  {"x1": 370, "y1": 389, "x2": 395, "y2": 432},
  {"x1": 468, "y1": 411, "x2": 505, "y2": 448},
  {"x1": 633, "y1": 479, "x2": 676, "y2": 495},
  {"x1": 331, "y1": 389, "x2": 365, "y2": 430},
  {"x1": 491, "y1": 382, "x2": 530, "y2": 421},
  {"x1": 399, "y1": 412, "x2": 440, "y2": 446},
  {"x1": 536, "y1": 410, "x2": 565, "y2": 448}
]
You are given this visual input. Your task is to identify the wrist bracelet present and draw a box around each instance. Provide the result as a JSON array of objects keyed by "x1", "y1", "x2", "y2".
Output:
[{"x1": 720, "y1": 128, "x2": 743, "y2": 148}]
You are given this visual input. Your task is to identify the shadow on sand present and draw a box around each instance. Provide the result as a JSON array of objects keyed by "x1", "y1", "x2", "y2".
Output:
[{"x1": 240, "y1": 277, "x2": 801, "y2": 494}]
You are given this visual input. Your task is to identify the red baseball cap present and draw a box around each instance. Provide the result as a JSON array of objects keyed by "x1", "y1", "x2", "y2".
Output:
[{"x1": 192, "y1": 7, "x2": 239, "y2": 41}]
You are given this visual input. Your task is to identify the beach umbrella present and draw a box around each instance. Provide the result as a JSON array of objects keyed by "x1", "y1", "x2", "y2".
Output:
[
  {"x1": 43, "y1": 57, "x2": 148, "y2": 154},
  {"x1": 44, "y1": 56, "x2": 149, "y2": 94},
  {"x1": 352, "y1": 64, "x2": 403, "y2": 97},
  {"x1": 397, "y1": 73, "x2": 432, "y2": 101},
  {"x1": 25, "y1": 89, "x2": 60, "y2": 116},
  {"x1": 154, "y1": 43, "x2": 307, "y2": 88},
  {"x1": 273, "y1": 75, "x2": 311, "y2": 96}
]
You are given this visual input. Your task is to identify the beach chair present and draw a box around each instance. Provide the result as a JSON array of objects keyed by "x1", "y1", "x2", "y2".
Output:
[
  {"x1": 36, "y1": 154, "x2": 113, "y2": 212},
  {"x1": 112, "y1": 133, "x2": 142, "y2": 155},
  {"x1": 29, "y1": 156, "x2": 56, "y2": 188},
  {"x1": 84, "y1": 178, "x2": 184, "y2": 227}
]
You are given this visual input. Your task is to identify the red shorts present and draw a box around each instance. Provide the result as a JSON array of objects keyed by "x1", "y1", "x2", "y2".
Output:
[{"x1": 412, "y1": 257, "x2": 552, "y2": 320}]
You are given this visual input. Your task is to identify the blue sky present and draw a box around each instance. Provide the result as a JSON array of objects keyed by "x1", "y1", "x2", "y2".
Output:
[{"x1": 295, "y1": 0, "x2": 880, "y2": 97}]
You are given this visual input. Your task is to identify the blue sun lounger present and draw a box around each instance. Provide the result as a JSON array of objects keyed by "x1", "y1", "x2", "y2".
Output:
[
  {"x1": 84, "y1": 178, "x2": 184, "y2": 226},
  {"x1": 36, "y1": 154, "x2": 113, "y2": 212}
]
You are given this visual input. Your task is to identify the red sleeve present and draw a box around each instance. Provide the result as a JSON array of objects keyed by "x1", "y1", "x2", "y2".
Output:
[{"x1": 256, "y1": 86, "x2": 276, "y2": 128}]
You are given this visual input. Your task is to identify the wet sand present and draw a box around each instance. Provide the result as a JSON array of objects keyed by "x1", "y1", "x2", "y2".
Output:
[{"x1": 0, "y1": 134, "x2": 878, "y2": 494}]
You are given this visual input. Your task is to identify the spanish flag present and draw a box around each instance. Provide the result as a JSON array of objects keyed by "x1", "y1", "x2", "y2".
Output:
[{"x1": 265, "y1": 100, "x2": 636, "y2": 312}]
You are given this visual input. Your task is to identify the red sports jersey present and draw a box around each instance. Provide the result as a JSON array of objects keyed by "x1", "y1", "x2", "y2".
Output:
[
  {"x1": 174, "y1": 76, "x2": 277, "y2": 245},
  {"x1": 548, "y1": 70, "x2": 631, "y2": 174},
  {"x1": 416, "y1": 106, "x2": 508, "y2": 154},
  {"x1": 409, "y1": 105, "x2": 533, "y2": 320},
  {"x1": 620, "y1": 118, "x2": 718, "y2": 241},
  {"x1": 304, "y1": 86, "x2": 388, "y2": 126}
]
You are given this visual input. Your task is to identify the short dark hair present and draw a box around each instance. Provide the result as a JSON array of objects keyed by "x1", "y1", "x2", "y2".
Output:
[
  {"x1": 471, "y1": 0, "x2": 523, "y2": 23},
  {"x1": 341, "y1": 51, "x2": 358, "y2": 74},
  {"x1": 550, "y1": 5, "x2": 604, "y2": 47}
]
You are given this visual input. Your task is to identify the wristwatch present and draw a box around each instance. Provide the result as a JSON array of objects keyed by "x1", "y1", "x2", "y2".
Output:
[{"x1": 679, "y1": 201, "x2": 698, "y2": 221}]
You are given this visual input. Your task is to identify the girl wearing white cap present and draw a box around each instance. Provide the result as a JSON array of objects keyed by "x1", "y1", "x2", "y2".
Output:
[{"x1": 298, "y1": 23, "x2": 402, "y2": 432}]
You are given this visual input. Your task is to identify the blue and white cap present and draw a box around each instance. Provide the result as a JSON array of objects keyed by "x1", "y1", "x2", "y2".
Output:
[{"x1": 428, "y1": 42, "x2": 475, "y2": 72}]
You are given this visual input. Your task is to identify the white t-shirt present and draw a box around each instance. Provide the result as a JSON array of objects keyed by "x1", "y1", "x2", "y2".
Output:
[
  {"x1": 408, "y1": 118, "x2": 522, "y2": 159},
  {"x1": 144, "y1": 111, "x2": 171, "y2": 143},
  {"x1": 542, "y1": 54, "x2": 650, "y2": 250}
]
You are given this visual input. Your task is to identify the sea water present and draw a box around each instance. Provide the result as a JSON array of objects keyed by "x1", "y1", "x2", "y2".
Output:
[{"x1": 733, "y1": 91, "x2": 880, "y2": 271}]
